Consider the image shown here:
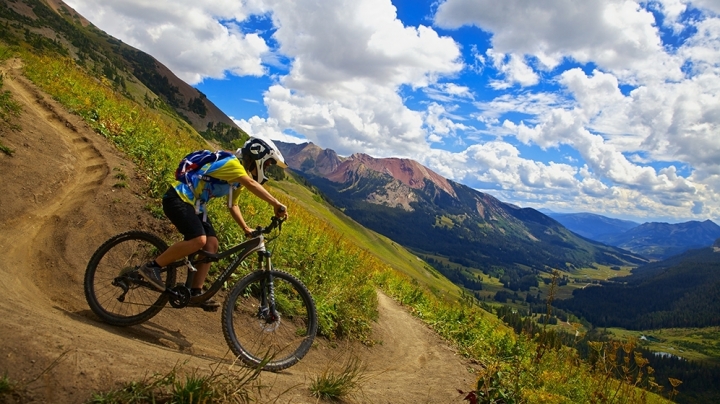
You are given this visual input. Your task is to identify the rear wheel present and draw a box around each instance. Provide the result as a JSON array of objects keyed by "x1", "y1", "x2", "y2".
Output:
[
  {"x1": 84, "y1": 231, "x2": 176, "y2": 326},
  {"x1": 222, "y1": 270, "x2": 317, "y2": 371}
]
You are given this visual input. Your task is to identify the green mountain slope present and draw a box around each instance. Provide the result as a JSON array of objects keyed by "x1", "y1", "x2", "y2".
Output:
[
  {"x1": 557, "y1": 246, "x2": 720, "y2": 329},
  {"x1": 272, "y1": 172, "x2": 464, "y2": 301},
  {"x1": 0, "y1": 0, "x2": 245, "y2": 141}
]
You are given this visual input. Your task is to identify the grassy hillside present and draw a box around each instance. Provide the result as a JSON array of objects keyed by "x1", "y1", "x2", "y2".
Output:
[{"x1": 272, "y1": 173, "x2": 465, "y2": 301}]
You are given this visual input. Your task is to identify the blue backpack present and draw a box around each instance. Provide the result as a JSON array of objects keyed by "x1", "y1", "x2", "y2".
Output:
[{"x1": 174, "y1": 150, "x2": 234, "y2": 186}]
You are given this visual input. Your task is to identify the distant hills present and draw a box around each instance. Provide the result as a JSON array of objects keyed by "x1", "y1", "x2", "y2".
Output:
[
  {"x1": 542, "y1": 211, "x2": 639, "y2": 240},
  {"x1": 597, "y1": 220, "x2": 720, "y2": 260},
  {"x1": 278, "y1": 141, "x2": 646, "y2": 290},
  {"x1": 546, "y1": 211, "x2": 720, "y2": 260}
]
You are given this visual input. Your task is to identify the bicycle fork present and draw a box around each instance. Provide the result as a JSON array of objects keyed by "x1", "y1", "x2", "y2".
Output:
[{"x1": 257, "y1": 250, "x2": 280, "y2": 329}]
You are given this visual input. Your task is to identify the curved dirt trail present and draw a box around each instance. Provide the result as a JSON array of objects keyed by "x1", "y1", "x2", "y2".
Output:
[{"x1": 0, "y1": 63, "x2": 475, "y2": 403}]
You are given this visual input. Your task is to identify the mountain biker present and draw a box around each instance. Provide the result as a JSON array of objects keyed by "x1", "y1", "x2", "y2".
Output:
[{"x1": 138, "y1": 136, "x2": 288, "y2": 310}]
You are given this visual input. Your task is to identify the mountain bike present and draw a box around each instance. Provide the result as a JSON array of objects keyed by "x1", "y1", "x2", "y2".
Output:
[{"x1": 83, "y1": 217, "x2": 318, "y2": 371}]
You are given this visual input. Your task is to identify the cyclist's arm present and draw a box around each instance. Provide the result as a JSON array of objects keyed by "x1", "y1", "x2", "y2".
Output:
[
  {"x1": 228, "y1": 205, "x2": 253, "y2": 236},
  {"x1": 234, "y1": 175, "x2": 288, "y2": 219}
]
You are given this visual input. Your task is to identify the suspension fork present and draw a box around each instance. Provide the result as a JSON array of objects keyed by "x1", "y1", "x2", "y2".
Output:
[{"x1": 258, "y1": 250, "x2": 279, "y2": 322}]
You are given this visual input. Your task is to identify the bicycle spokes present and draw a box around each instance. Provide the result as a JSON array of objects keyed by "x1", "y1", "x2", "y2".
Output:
[{"x1": 84, "y1": 231, "x2": 176, "y2": 326}]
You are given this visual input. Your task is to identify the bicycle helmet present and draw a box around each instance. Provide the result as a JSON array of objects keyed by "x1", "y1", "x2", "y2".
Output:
[{"x1": 236, "y1": 136, "x2": 288, "y2": 184}]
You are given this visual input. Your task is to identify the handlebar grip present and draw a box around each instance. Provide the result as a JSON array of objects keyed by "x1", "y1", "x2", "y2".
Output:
[{"x1": 249, "y1": 216, "x2": 285, "y2": 238}]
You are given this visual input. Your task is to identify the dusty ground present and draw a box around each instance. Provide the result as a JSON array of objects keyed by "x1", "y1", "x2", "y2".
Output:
[{"x1": 0, "y1": 62, "x2": 476, "y2": 403}]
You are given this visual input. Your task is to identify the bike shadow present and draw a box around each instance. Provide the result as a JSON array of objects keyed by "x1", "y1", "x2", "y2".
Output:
[
  {"x1": 61, "y1": 307, "x2": 195, "y2": 353},
  {"x1": 62, "y1": 307, "x2": 245, "y2": 365}
]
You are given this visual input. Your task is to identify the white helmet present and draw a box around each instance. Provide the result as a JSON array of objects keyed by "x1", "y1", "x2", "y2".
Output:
[{"x1": 236, "y1": 136, "x2": 287, "y2": 184}]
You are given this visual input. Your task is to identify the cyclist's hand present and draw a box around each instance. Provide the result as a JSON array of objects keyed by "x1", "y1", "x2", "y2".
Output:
[
  {"x1": 274, "y1": 204, "x2": 288, "y2": 219},
  {"x1": 243, "y1": 226, "x2": 253, "y2": 238}
]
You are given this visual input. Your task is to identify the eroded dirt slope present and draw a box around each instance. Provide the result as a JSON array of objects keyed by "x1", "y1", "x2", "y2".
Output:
[{"x1": 0, "y1": 61, "x2": 474, "y2": 403}]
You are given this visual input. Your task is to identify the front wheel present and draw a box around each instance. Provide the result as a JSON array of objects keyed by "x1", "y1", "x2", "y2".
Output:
[
  {"x1": 84, "y1": 231, "x2": 176, "y2": 326},
  {"x1": 222, "y1": 270, "x2": 318, "y2": 371}
]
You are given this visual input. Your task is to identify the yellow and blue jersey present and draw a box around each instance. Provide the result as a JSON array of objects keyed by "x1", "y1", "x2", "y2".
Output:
[{"x1": 173, "y1": 156, "x2": 248, "y2": 213}]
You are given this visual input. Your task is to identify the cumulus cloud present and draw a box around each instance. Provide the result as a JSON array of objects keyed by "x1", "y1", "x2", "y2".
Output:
[
  {"x1": 486, "y1": 50, "x2": 539, "y2": 89},
  {"x1": 252, "y1": 0, "x2": 463, "y2": 157},
  {"x1": 688, "y1": 0, "x2": 720, "y2": 14},
  {"x1": 267, "y1": 0, "x2": 462, "y2": 91},
  {"x1": 434, "y1": 0, "x2": 683, "y2": 82},
  {"x1": 424, "y1": 103, "x2": 472, "y2": 144},
  {"x1": 258, "y1": 84, "x2": 429, "y2": 158},
  {"x1": 65, "y1": 0, "x2": 271, "y2": 84}
]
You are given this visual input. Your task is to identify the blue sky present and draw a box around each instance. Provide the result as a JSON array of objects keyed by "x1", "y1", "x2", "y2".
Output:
[{"x1": 65, "y1": 0, "x2": 720, "y2": 224}]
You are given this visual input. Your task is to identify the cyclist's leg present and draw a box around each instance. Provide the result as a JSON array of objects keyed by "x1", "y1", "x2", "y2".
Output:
[
  {"x1": 155, "y1": 188, "x2": 207, "y2": 267},
  {"x1": 191, "y1": 218, "x2": 218, "y2": 290},
  {"x1": 187, "y1": 218, "x2": 221, "y2": 310}
]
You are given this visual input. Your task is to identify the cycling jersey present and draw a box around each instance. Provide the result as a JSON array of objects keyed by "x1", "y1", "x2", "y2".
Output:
[{"x1": 173, "y1": 156, "x2": 248, "y2": 214}]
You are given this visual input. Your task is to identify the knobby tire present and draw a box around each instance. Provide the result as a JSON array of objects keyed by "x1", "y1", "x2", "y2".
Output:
[
  {"x1": 222, "y1": 270, "x2": 318, "y2": 371},
  {"x1": 84, "y1": 231, "x2": 176, "y2": 326}
]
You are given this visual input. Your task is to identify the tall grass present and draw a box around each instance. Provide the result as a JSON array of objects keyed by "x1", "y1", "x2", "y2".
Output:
[
  {"x1": 0, "y1": 68, "x2": 22, "y2": 155},
  {"x1": 89, "y1": 361, "x2": 263, "y2": 404},
  {"x1": 309, "y1": 355, "x2": 369, "y2": 401},
  {"x1": 20, "y1": 51, "x2": 205, "y2": 199}
]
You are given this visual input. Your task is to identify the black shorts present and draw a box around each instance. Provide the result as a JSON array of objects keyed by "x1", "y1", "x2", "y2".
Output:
[{"x1": 162, "y1": 188, "x2": 217, "y2": 240}]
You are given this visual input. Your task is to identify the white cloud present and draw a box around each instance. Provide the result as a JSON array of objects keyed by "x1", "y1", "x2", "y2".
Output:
[
  {"x1": 688, "y1": 0, "x2": 720, "y2": 15},
  {"x1": 434, "y1": 0, "x2": 683, "y2": 82},
  {"x1": 475, "y1": 92, "x2": 568, "y2": 126},
  {"x1": 267, "y1": 0, "x2": 462, "y2": 91},
  {"x1": 65, "y1": 0, "x2": 271, "y2": 84},
  {"x1": 486, "y1": 50, "x2": 539, "y2": 89},
  {"x1": 424, "y1": 103, "x2": 472, "y2": 143},
  {"x1": 258, "y1": 84, "x2": 429, "y2": 158},
  {"x1": 423, "y1": 83, "x2": 474, "y2": 102},
  {"x1": 250, "y1": 0, "x2": 463, "y2": 157}
]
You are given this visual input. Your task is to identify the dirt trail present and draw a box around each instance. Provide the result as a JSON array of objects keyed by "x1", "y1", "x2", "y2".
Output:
[{"x1": 0, "y1": 62, "x2": 475, "y2": 403}]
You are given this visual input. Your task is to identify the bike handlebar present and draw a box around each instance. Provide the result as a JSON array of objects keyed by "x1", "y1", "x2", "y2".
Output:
[{"x1": 250, "y1": 216, "x2": 285, "y2": 238}]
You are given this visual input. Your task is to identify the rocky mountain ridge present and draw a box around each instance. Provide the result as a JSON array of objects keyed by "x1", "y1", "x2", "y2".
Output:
[{"x1": 279, "y1": 141, "x2": 456, "y2": 202}]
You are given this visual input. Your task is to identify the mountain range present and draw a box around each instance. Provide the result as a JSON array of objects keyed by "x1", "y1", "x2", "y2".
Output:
[
  {"x1": 546, "y1": 211, "x2": 720, "y2": 260},
  {"x1": 542, "y1": 211, "x2": 640, "y2": 240},
  {"x1": 277, "y1": 141, "x2": 646, "y2": 290}
]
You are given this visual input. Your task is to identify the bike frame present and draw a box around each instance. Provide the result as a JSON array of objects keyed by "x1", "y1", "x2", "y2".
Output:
[{"x1": 164, "y1": 234, "x2": 272, "y2": 304}]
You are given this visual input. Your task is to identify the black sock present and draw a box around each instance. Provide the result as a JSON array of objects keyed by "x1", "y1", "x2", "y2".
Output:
[
  {"x1": 191, "y1": 288, "x2": 202, "y2": 296},
  {"x1": 150, "y1": 260, "x2": 160, "y2": 268}
]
